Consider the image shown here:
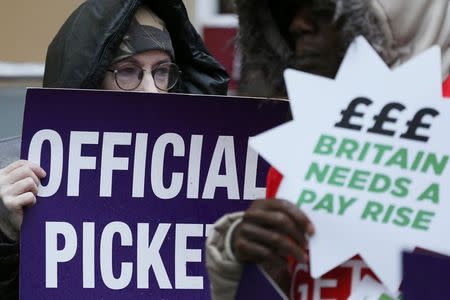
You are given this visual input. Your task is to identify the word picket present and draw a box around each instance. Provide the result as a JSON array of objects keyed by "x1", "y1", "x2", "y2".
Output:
[{"x1": 45, "y1": 221, "x2": 211, "y2": 290}]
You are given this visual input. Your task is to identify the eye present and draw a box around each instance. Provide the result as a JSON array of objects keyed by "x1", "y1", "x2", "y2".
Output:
[
  {"x1": 117, "y1": 66, "x2": 140, "y2": 77},
  {"x1": 315, "y1": 9, "x2": 334, "y2": 19},
  {"x1": 312, "y1": 5, "x2": 336, "y2": 22},
  {"x1": 153, "y1": 65, "x2": 170, "y2": 79}
]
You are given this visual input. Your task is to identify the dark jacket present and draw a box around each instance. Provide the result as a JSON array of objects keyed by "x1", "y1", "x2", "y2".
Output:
[
  {"x1": 0, "y1": 1, "x2": 228, "y2": 298},
  {"x1": 0, "y1": 137, "x2": 21, "y2": 300}
]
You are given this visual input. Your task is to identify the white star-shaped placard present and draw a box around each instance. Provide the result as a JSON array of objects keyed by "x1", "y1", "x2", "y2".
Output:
[{"x1": 250, "y1": 37, "x2": 450, "y2": 293}]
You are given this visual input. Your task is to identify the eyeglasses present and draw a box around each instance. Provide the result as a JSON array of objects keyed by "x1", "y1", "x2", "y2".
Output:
[{"x1": 107, "y1": 62, "x2": 181, "y2": 91}]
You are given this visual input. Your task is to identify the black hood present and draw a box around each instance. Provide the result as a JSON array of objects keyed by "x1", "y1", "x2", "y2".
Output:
[{"x1": 43, "y1": 0, "x2": 229, "y2": 95}]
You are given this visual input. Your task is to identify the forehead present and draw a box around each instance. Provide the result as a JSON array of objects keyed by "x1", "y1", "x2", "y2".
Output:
[
  {"x1": 116, "y1": 50, "x2": 171, "y2": 66},
  {"x1": 273, "y1": 0, "x2": 312, "y2": 9},
  {"x1": 273, "y1": 0, "x2": 335, "y2": 13}
]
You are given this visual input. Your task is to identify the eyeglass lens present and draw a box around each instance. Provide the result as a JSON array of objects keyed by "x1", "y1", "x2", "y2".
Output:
[{"x1": 114, "y1": 63, "x2": 179, "y2": 91}]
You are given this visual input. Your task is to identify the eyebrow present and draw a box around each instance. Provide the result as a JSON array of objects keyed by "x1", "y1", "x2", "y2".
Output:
[
  {"x1": 119, "y1": 57, "x2": 139, "y2": 65},
  {"x1": 156, "y1": 59, "x2": 172, "y2": 65},
  {"x1": 115, "y1": 57, "x2": 172, "y2": 67}
]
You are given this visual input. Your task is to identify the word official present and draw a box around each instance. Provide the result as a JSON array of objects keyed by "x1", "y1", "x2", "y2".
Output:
[{"x1": 27, "y1": 130, "x2": 265, "y2": 200}]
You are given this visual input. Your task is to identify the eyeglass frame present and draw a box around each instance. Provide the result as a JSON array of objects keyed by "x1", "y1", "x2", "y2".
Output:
[{"x1": 106, "y1": 61, "x2": 181, "y2": 91}]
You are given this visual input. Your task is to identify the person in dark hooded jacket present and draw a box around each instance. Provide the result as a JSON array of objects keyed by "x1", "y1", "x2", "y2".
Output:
[
  {"x1": 206, "y1": 0, "x2": 450, "y2": 299},
  {"x1": 0, "y1": 0, "x2": 228, "y2": 298}
]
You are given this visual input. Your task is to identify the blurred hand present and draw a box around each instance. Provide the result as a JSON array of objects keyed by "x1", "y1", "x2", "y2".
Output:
[
  {"x1": 232, "y1": 199, "x2": 315, "y2": 263},
  {"x1": 0, "y1": 160, "x2": 46, "y2": 241}
]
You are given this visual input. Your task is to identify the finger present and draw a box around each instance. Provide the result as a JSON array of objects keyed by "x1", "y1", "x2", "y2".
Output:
[
  {"x1": 244, "y1": 209, "x2": 306, "y2": 247},
  {"x1": 239, "y1": 222, "x2": 305, "y2": 260},
  {"x1": 261, "y1": 253, "x2": 289, "y2": 269},
  {"x1": 4, "y1": 192, "x2": 37, "y2": 211},
  {"x1": 1, "y1": 160, "x2": 46, "y2": 178},
  {"x1": 260, "y1": 252, "x2": 295, "y2": 280},
  {"x1": 234, "y1": 238, "x2": 273, "y2": 263},
  {"x1": 15, "y1": 192, "x2": 37, "y2": 208},
  {"x1": 267, "y1": 199, "x2": 315, "y2": 235},
  {"x1": 242, "y1": 217, "x2": 306, "y2": 260},
  {"x1": 7, "y1": 165, "x2": 40, "y2": 186},
  {"x1": 9, "y1": 177, "x2": 38, "y2": 196},
  {"x1": 3, "y1": 192, "x2": 37, "y2": 212},
  {"x1": 1, "y1": 160, "x2": 27, "y2": 174},
  {"x1": 27, "y1": 162, "x2": 47, "y2": 179}
]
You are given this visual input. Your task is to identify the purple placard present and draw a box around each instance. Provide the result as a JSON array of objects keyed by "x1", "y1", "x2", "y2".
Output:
[
  {"x1": 235, "y1": 264, "x2": 285, "y2": 300},
  {"x1": 403, "y1": 251, "x2": 450, "y2": 299},
  {"x1": 19, "y1": 88, "x2": 290, "y2": 299}
]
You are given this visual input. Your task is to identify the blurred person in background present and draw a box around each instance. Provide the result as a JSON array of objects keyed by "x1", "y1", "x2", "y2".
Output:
[
  {"x1": 0, "y1": 0, "x2": 228, "y2": 298},
  {"x1": 206, "y1": 0, "x2": 450, "y2": 299}
]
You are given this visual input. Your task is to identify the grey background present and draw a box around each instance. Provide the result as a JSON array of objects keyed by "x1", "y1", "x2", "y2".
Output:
[{"x1": 0, "y1": 87, "x2": 26, "y2": 139}]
